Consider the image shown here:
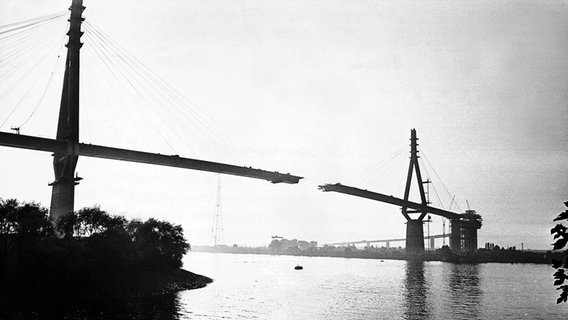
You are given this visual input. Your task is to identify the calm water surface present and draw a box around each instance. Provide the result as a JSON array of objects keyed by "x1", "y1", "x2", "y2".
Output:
[{"x1": 175, "y1": 252, "x2": 565, "y2": 320}]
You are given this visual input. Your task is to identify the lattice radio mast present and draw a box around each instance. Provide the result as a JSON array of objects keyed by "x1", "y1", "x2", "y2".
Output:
[{"x1": 212, "y1": 174, "x2": 224, "y2": 247}]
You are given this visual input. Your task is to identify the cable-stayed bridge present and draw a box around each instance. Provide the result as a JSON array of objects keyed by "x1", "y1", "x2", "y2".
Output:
[
  {"x1": 0, "y1": 0, "x2": 302, "y2": 224},
  {"x1": 0, "y1": 0, "x2": 482, "y2": 255}
]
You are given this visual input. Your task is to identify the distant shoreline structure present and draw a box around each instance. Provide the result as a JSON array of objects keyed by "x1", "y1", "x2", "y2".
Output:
[{"x1": 192, "y1": 244, "x2": 561, "y2": 265}]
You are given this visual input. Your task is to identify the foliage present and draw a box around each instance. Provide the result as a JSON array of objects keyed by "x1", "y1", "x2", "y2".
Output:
[
  {"x1": 268, "y1": 238, "x2": 317, "y2": 252},
  {"x1": 1, "y1": 198, "x2": 191, "y2": 274},
  {"x1": 56, "y1": 207, "x2": 189, "y2": 269},
  {"x1": 551, "y1": 201, "x2": 568, "y2": 304},
  {"x1": 129, "y1": 218, "x2": 190, "y2": 268},
  {"x1": 56, "y1": 206, "x2": 127, "y2": 238},
  {"x1": 0, "y1": 198, "x2": 193, "y2": 318},
  {"x1": 0, "y1": 199, "x2": 54, "y2": 241}
]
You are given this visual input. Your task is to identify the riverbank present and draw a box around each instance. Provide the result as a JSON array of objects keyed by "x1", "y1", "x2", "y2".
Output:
[
  {"x1": 0, "y1": 200, "x2": 213, "y2": 319},
  {"x1": 0, "y1": 267, "x2": 212, "y2": 319},
  {"x1": 193, "y1": 245, "x2": 561, "y2": 264},
  {"x1": 82, "y1": 268, "x2": 213, "y2": 297}
]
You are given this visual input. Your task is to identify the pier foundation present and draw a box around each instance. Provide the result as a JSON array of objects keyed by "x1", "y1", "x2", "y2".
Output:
[{"x1": 406, "y1": 220, "x2": 424, "y2": 254}]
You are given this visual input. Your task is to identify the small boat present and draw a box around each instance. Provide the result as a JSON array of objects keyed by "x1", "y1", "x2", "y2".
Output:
[{"x1": 294, "y1": 265, "x2": 303, "y2": 270}]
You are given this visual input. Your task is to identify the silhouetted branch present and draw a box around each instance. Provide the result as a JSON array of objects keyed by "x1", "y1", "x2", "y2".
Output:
[{"x1": 552, "y1": 201, "x2": 568, "y2": 303}]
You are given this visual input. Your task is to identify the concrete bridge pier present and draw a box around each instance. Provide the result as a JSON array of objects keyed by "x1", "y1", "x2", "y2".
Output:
[{"x1": 406, "y1": 220, "x2": 425, "y2": 254}]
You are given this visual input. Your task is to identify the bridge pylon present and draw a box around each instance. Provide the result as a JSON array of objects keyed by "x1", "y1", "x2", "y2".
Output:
[
  {"x1": 319, "y1": 129, "x2": 482, "y2": 254},
  {"x1": 401, "y1": 129, "x2": 430, "y2": 254},
  {"x1": 49, "y1": 0, "x2": 85, "y2": 223}
]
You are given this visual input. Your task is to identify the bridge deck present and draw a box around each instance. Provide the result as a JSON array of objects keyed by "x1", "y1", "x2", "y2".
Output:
[
  {"x1": 0, "y1": 132, "x2": 302, "y2": 184},
  {"x1": 325, "y1": 234, "x2": 448, "y2": 247},
  {"x1": 319, "y1": 183, "x2": 459, "y2": 219}
]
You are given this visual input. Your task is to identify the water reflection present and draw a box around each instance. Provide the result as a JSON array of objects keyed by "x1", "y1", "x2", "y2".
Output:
[
  {"x1": 5, "y1": 291, "x2": 183, "y2": 320},
  {"x1": 447, "y1": 264, "x2": 482, "y2": 320},
  {"x1": 73, "y1": 293, "x2": 182, "y2": 320},
  {"x1": 403, "y1": 260, "x2": 431, "y2": 320},
  {"x1": 403, "y1": 261, "x2": 483, "y2": 320}
]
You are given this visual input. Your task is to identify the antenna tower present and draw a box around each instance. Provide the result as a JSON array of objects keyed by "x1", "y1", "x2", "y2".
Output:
[{"x1": 212, "y1": 174, "x2": 224, "y2": 247}]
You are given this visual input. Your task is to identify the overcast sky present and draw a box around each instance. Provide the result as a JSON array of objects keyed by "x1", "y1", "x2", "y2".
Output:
[{"x1": 0, "y1": 0, "x2": 566, "y2": 249}]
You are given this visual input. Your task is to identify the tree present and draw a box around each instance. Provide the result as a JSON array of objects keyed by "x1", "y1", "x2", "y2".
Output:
[
  {"x1": 0, "y1": 199, "x2": 53, "y2": 240},
  {"x1": 131, "y1": 218, "x2": 190, "y2": 268},
  {"x1": 56, "y1": 206, "x2": 127, "y2": 238},
  {"x1": 551, "y1": 201, "x2": 568, "y2": 304},
  {"x1": 268, "y1": 239, "x2": 282, "y2": 251},
  {"x1": 56, "y1": 212, "x2": 77, "y2": 238},
  {"x1": 0, "y1": 199, "x2": 18, "y2": 237}
]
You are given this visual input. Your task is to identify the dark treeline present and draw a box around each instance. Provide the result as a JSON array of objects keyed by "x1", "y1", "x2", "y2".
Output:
[{"x1": 0, "y1": 198, "x2": 202, "y2": 318}]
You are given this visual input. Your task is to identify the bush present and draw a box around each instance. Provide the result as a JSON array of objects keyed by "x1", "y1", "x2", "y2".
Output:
[
  {"x1": 0, "y1": 199, "x2": 53, "y2": 241},
  {"x1": 129, "y1": 218, "x2": 190, "y2": 268},
  {"x1": 0, "y1": 199, "x2": 194, "y2": 318},
  {"x1": 551, "y1": 201, "x2": 568, "y2": 304},
  {"x1": 1, "y1": 199, "x2": 190, "y2": 275}
]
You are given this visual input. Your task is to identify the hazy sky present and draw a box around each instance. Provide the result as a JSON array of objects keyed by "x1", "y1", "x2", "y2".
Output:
[{"x1": 1, "y1": 0, "x2": 566, "y2": 249}]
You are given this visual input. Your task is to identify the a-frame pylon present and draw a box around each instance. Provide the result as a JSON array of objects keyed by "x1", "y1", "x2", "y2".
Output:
[
  {"x1": 319, "y1": 129, "x2": 482, "y2": 254},
  {"x1": 402, "y1": 128, "x2": 430, "y2": 253}
]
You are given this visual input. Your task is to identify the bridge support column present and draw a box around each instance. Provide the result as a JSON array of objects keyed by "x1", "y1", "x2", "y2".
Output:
[
  {"x1": 450, "y1": 212, "x2": 481, "y2": 253},
  {"x1": 50, "y1": 153, "x2": 78, "y2": 223},
  {"x1": 449, "y1": 219, "x2": 461, "y2": 252},
  {"x1": 49, "y1": 0, "x2": 84, "y2": 224},
  {"x1": 406, "y1": 220, "x2": 424, "y2": 254},
  {"x1": 463, "y1": 225, "x2": 477, "y2": 252},
  {"x1": 50, "y1": 182, "x2": 74, "y2": 221}
]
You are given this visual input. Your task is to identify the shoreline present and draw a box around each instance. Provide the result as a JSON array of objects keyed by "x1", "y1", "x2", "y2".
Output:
[
  {"x1": 0, "y1": 267, "x2": 213, "y2": 319},
  {"x1": 82, "y1": 268, "x2": 213, "y2": 297},
  {"x1": 192, "y1": 246, "x2": 560, "y2": 265}
]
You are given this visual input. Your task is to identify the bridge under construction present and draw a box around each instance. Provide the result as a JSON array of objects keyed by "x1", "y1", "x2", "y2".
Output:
[
  {"x1": 320, "y1": 129, "x2": 482, "y2": 254},
  {"x1": 0, "y1": 1, "x2": 481, "y2": 255},
  {"x1": 0, "y1": 0, "x2": 302, "y2": 224}
]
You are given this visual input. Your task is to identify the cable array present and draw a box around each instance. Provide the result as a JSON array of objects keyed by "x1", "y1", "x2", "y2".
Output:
[
  {"x1": 0, "y1": 12, "x2": 68, "y2": 131},
  {"x1": 342, "y1": 147, "x2": 406, "y2": 190},
  {"x1": 418, "y1": 156, "x2": 444, "y2": 208},
  {"x1": 418, "y1": 148, "x2": 463, "y2": 212},
  {"x1": 1, "y1": 13, "x2": 280, "y2": 170},
  {"x1": 80, "y1": 19, "x2": 274, "y2": 166}
]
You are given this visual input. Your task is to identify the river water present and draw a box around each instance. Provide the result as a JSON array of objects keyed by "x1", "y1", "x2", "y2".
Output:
[
  {"x1": 64, "y1": 251, "x2": 565, "y2": 319},
  {"x1": 171, "y1": 252, "x2": 566, "y2": 320}
]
